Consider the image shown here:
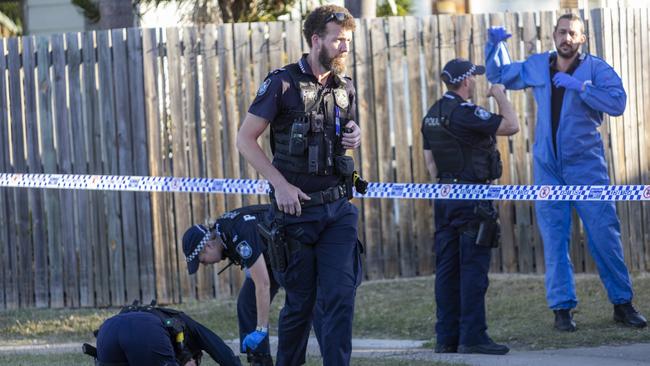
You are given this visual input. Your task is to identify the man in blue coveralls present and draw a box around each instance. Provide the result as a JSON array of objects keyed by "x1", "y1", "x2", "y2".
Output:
[
  {"x1": 183, "y1": 205, "x2": 279, "y2": 365},
  {"x1": 422, "y1": 58, "x2": 520, "y2": 355},
  {"x1": 485, "y1": 13, "x2": 646, "y2": 331},
  {"x1": 236, "y1": 4, "x2": 362, "y2": 366}
]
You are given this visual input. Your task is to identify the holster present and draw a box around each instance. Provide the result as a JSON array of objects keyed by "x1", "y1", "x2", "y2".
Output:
[
  {"x1": 257, "y1": 219, "x2": 289, "y2": 272},
  {"x1": 259, "y1": 211, "x2": 305, "y2": 273},
  {"x1": 474, "y1": 203, "x2": 500, "y2": 248}
]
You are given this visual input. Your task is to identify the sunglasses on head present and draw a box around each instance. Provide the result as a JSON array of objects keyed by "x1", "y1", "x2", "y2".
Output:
[{"x1": 325, "y1": 12, "x2": 347, "y2": 24}]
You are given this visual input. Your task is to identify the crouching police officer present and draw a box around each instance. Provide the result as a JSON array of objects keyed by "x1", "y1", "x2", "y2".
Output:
[
  {"x1": 183, "y1": 205, "x2": 279, "y2": 366},
  {"x1": 90, "y1": 301, "x2": 241, "y2": 366},
  {"x1": 421, "y1": 58, "x2": 520, "y2": 355},
  {"x1": 236, "y1": 5, "x2": 362, "y2": 365}
]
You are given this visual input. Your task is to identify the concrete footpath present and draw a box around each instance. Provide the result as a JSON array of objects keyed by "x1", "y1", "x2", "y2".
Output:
[{"x1": 1, "y1": 337, "x2": 649, "y2": 365}]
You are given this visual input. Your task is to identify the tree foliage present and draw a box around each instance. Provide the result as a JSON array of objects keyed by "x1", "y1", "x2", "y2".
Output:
[
  {"x1": 72, "y1": 0, "x2": 297, "y2": 25},
  {"x1": 377, "y1": 0, "x2": 412, "y2": 17},
  {"x1": 0, "y1": 1, "x2": 23, "y2": 33}
]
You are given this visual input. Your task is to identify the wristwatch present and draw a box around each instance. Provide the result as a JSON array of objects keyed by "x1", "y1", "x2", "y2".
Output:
[{"x1": 256, "y1": 325, "x2": 268, "y2": 333}]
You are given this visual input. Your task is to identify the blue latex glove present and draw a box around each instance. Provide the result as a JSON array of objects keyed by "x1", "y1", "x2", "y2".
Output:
[
  {"x1": 553, "y1": 72, "x2": 583, "y2": 91},
  {"x1": 242, "y1": 329, "x2": 268, "y2": 352},
  {"x1": 488, "y1": 26, "x2": 512, "y2": 44}
]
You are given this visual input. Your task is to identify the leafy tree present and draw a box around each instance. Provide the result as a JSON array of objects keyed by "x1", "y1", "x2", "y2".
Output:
[
  {"x1": 0, "y1": 1, "x2": 22, "y2": 34},
  {"x1": 72, "y1": 0, "x2": 297, "y2": 28},
  {"x1": 377, "y1": 0, "x2": 412, "y2": 17}
]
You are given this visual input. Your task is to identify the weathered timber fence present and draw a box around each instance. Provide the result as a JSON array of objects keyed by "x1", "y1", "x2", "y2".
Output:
[{"x1": 1, "y1": 8, "x2": 649, "y2": 309}]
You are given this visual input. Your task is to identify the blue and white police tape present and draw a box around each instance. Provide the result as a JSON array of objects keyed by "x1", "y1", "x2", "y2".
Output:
[{"x1": 1, "y1": 173, "x2": 650, "y2": 201}]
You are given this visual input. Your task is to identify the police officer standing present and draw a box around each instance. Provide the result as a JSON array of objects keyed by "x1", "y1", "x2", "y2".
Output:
[
  {"x1": 183, "y1": 205, "x2": 279, "y2": 366},
  {"x1": 421, "y1": 58, "x2": 519, "y2": 355},
  {"x1": 94, "y1": 302, "x2": 241, "y2": 366},
  {"x1": 236, "y1": 4, "x2": 361, "y2": 366}
]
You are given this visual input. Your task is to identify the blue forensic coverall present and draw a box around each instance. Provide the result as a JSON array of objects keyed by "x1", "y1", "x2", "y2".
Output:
[{"x1": 485, "y1": 39, "x2": 634, "y2": 310}]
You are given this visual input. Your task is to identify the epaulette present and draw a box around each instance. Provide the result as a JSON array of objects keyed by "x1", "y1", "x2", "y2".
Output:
[
  {"x1": 460, "y1": 102, "x2": 475, "y2": 107},
  {"x1": 268, "y1": 67, "x2": 286, "y2": 77}
]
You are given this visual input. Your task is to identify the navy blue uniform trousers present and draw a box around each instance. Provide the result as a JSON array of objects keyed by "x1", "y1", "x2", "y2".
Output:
[
  {"x1": 434, "y1": 199, "x2": 492, "y2": 348},
  {"x1": 272, "y1": 198, "x2": 361, "y2": 366},
  {"x1": 97, "y1": 312, "x2": 179, "y2": 366}
]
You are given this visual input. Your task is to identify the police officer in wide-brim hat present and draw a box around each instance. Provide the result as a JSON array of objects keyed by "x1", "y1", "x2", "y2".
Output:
[{"x1": 421, "y1": 57, "x2": 520, "y2": 355}]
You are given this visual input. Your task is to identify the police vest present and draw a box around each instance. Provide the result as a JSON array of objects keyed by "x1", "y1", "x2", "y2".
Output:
[
  {"x1": 421, "y1": 97, "x2": 502, "y2": 182},
  {"x1": 269, "y1": 63, "x2": 353, "y2": 176},
  {"x1": 213, "y1": 204, "x2": 270, "y2": 268}
]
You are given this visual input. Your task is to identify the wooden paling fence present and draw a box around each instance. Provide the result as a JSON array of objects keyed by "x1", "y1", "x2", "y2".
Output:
[{"x1": 1, "y1": 8, "x2": 649, "y2": 309}]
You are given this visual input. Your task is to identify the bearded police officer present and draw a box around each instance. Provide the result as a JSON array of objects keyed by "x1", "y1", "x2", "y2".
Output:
[
  {"x1": 236, "y1": 4, "x2": 362, "y2": 366},
  {"x1": 421, "y1": 58, "x2": 519, "y2": 355},
  {"x1": 183, "y1": 205, "x2": 279, "y2": 366}
]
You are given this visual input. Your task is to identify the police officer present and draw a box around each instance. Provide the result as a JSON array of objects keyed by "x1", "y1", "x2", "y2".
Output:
[
  {"x1": 236, "y1": 4, "x2": 362, "y2": 366},
  {"x1": 95, "y1": 302, "x2": 241, "y2": 366},
  {"x1": 421, "y1": 58, "x2": 519, "y2": 355},
  {"x1": 183, "y1": 205, "x2": 279, "y2": 365}
]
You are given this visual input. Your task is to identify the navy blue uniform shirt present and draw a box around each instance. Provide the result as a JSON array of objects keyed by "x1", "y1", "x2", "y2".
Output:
[
  {"x1": 422, "y1": 91, "x2": 502, "y2": 150},
  {"x1": 248, "y1": 55, "x2": 357, "y2": 193},
  {"x1": 216, "y1": 209, "x2": 267, "y2": 269}
]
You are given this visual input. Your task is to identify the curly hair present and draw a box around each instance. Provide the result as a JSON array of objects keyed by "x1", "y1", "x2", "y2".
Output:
[{"x1": 302, "y1": 5, "x2": 356, "y2": 48}]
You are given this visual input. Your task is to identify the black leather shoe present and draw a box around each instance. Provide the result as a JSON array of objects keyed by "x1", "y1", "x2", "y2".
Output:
[
  {"x1": 554, "y1": 309, "x2": 577, "y2": 332},
  {"x1": 614, "y1": 303, "x2": 647, "y2": 328},
  {"x1": 458, "y1": 340, "x2": 509, "y2": 355},
  {"x1": 434, "y1": 344, "x2": 457, "y2": 353}
]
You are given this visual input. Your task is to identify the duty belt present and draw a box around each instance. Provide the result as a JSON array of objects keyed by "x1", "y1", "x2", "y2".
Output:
[
  {"x1": 301, "y1": 184, "x2": 347, "y2": 207},
  {"x1": 271, "y1": 184, "x2": 347, "y2": 208}
]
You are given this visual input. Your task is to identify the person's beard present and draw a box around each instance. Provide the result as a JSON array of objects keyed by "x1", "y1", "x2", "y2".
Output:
[
  {"x1": 318, "y1": 45, "x2": 347, "y2": 75},
  {"x1": 556, "y1": 41, "x2": 580, "y2": 59}
]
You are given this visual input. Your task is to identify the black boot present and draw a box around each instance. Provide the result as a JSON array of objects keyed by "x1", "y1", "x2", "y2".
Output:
[
  {"x1": 614, "y1": 303, "x2": 647, "y2": 328},
  {"x1": 434, "y1": 344, "x2": 457, "y2": 353},
  {"x1": 553, "y1": 309, "x2": 577, "y2": 332},
  {"x1": 458, "y1": 339, "x2": 509, "y2": 355}
]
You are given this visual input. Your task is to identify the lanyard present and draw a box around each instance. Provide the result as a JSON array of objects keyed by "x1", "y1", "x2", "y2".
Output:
[{"x1": 335, "y1": 106, "x2": 341, "y2": 136}]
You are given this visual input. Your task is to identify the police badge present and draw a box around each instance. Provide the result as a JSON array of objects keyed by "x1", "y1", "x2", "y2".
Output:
[
  {"x1": 474, "y1": 106, "x2": 491, "y2": 121},
  {"x1": 333, "y1": 89, "x2": 349, "y2": 109},
  {"x1": 257, "y1": 79, "x2": 271, "y2": 96},
  {"x1": 236, "y1": 241, "x2": 253, "y2": 259}
]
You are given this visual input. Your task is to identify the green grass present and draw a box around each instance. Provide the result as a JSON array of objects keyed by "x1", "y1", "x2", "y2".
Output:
[
  {"x1": 0, "y1": 352, "x2": 452, "y2": 366},
  {"x1": 1, "y1": 274, "x2": 649, "y2": 353}
]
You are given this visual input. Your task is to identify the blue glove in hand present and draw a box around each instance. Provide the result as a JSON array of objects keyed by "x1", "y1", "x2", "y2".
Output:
[
  {"x1": 488, "y1": 26, "x2": 512, "y2": 44},
  {"x1": 242, "y1": 329, "x2": 268, "y2": 352},
  {"x1": 552, "y1": 72, "x2": 583, "y2": 91}
]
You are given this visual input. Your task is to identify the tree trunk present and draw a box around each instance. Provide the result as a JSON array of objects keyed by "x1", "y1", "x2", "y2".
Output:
[
  {"x1": 345, "y1": 0, "x2": 376, "y2": 18},
  {"x1": 97, "y1": 0, "x2": 134, "y2": 30}
]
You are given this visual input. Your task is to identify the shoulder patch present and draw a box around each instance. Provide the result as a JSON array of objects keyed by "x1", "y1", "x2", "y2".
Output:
[
  {"x1": 242, "y1": 214, "x2": 256, "y2": 222},
  {"x1": 474, "y1": 106, "x2": 492, "y2": 121},
  {"x1": 236, "y1": 241, "x2": 253, "y2": 259},
  {"x1": 257, "y1": 79, "x2": 271, "y2": 96}
]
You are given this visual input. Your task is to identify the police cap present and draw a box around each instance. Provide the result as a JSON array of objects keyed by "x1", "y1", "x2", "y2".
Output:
[
  {"x1": 182, "y1": 224, "x2": 211, "y2": 274},
  {"x1": 441, "y1": 58, "x2": 486, "y2": 85}
]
